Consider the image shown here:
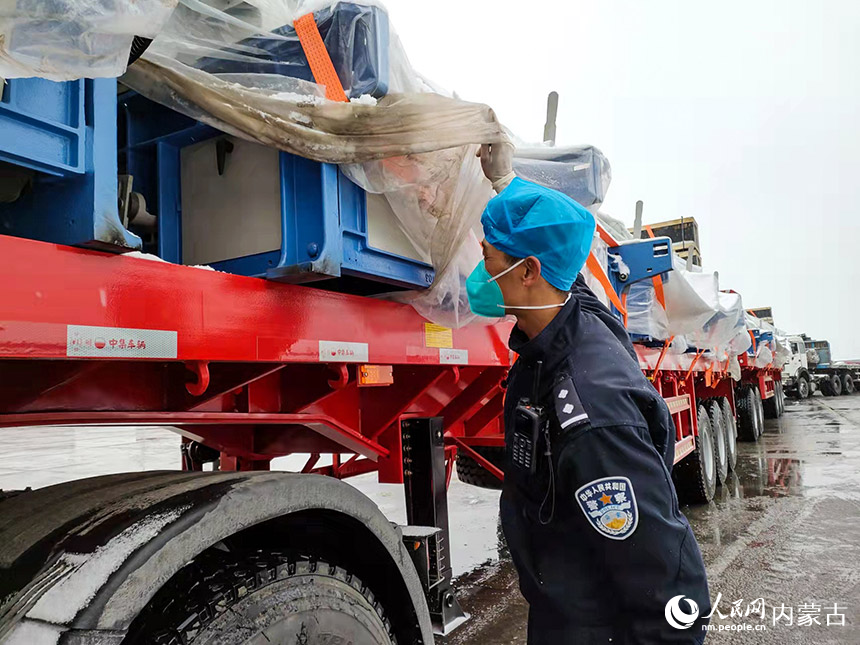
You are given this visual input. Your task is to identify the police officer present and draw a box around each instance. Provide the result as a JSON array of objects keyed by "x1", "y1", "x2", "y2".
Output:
[{"x1": 468, "y1": 144, "x2": 711, "y2": 643}]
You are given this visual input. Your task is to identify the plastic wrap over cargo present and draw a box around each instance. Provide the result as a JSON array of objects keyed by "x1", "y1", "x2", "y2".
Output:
[
  {"x1": 513, "y1": 145, "x2": 611, "y2": 208},
  {"x1": 620, "y1": 248, "x2": 751, "y2": 357},
  {"x1": 773, "y1": 336, "x2": 792, "y2": 368},
  {"x1": 754, "y1": 344, "x2": 774, "y2": 369},
  {"x1": 0, "y1": 0, "x2": 177, "y2": 80},
  {"x1": 686, "y1": 290, "x2": 749, "y2": 357},
  {"x1": 582, "y1": 232, "x2": 610, "y2": 308},
  {"x1": 625, "y1": 281, "x2": 669, "y2": 339},
  {"x1": 112, "y1": 0, "x2": 523, "y2": 327}
]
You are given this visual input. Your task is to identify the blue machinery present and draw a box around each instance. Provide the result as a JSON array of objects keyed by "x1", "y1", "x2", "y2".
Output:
[
  {"x1": 0, "y1": 2, "x2": 431, "y2": 292},
  {"x1": 0, "y1": 76, "x2": 432, "y2": 292}
]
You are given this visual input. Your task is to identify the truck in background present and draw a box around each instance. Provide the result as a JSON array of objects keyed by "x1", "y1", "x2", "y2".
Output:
[
  {"x1": 748, "y1": 308, "x2": 859, "y2": 399},
  {"x1": 782, "y1": 335, "x2": 860, "y2": 398}
]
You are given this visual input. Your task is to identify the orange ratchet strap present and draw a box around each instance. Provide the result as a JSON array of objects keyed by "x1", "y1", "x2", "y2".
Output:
[
  {"x1": 685, "y1": 349, "x2": 706, "y2": 381},
  {"x1": 649, "y1": 336, "x2": 675, "y2": 381},
  {"x1": 586, "y1": 252, "x2": 626, "y2": 316},
  {"x1": 294, "y1": 13, "x2": 348, "y2": 102},
  {"x1": 644, "y1": 225, "x2": 666, "y2": 309}
]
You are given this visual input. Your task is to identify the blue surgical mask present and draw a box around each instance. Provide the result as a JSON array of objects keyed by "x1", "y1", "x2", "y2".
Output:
[{"x1": 466, "y1": 258, "x2": 571, "y2": 317}]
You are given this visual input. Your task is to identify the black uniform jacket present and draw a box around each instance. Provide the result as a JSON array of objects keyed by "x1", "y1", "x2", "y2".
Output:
[{"x1": 500, "y1": 275, "x2": 711, "y2": 644}]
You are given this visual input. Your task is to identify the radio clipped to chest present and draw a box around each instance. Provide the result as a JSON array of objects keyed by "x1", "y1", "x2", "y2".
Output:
[{"x1": 510, "y1": 362, "x2": 591, "y2": 474}]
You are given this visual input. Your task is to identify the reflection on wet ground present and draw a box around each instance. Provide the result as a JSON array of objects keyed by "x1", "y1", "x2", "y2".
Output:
[{"x1": 445, "y1": 395, "x2": 860, "y2": 644}]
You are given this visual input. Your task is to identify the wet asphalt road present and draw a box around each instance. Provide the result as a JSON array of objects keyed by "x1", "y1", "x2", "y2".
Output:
[
  {"x1": 3, "y1": 394, "x2": 860, "y2": 643},
  {"x1": 443, "y1": 394, "x2": 860, "y2": 644}
]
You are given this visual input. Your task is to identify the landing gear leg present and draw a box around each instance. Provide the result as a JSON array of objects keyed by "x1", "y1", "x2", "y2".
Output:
[{"x1": 401, "y1": 417, "x2": 469, "y2": 636}]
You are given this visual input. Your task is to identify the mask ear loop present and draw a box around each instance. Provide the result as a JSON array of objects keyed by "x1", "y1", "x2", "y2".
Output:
[
  {"x1": 486, "y1": 257, "x2": 525, "y2": 284},
  {"x1": 503, "y1": 292, "x2": 572, "y2": 311}
]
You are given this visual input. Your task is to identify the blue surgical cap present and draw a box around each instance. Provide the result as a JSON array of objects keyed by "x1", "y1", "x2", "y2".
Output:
[{"x1": 482, "y1": 177, "x2": 596, "y2": 291}]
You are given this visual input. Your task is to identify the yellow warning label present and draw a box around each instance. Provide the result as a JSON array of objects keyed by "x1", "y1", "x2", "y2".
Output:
[{"x1": 424, "y1": 323, "x2": 453, "y2": 349}]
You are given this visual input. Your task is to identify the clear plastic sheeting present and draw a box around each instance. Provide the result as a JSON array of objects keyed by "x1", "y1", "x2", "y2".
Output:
[
  {"x1": 773, "y1": 336, "x2": 792, "y2": 368},
  {"x1": 727, "y1": 355, "x2": 741, "y2": 381},
  {"x1": 512, "y1": 145, "x2": 611, "y2": 208},
  {"x1": 582, "y1": 232, "x2": 610, "y2": 308},
  {"x1": 686, "y1": 289, "x2": 749, "y2": 358},
  {"x1": 754, "y1": 344, "x2": 774, "y2": 369},
  {"x1": 626, "y1": 281, "x2": 669, "y2": 339},
  {"x1": 115, "y1": 0, "x2": 514, "y2": 327},
  {"x1": 621, "y1": 251, "x2": 751, "y2": 357},
  {"x1": 0, "y1": 0, "x2": 178, "y2": 80}
]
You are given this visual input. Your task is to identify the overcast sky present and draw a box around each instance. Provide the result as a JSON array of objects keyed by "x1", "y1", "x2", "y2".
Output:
[{"x1": 384, "y1": 0, "x2": 860, "y2": 359}]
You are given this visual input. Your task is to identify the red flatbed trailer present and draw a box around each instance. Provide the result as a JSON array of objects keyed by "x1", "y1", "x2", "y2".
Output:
[{"x1": 0, "y1": 224, "x2": 783, "y2": 644}]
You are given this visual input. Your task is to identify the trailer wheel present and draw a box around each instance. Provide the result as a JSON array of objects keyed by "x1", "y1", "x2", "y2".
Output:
[
  {"x1": 455, "y1": 445, "x2": 504, "y2": 490},
  {"x1": 673, "y1": 405, "x2": 717, "y2": 504},
  {"x1": 707, "y1": 399, "x2": 729, "y2": 485},
  {"x1": 796, "y1": 375, "x2": 810, "y2": 399},
  {"x1": 125, "y1": 549, "x2": 396, "y2": 645},
  {"x1": 736, "y1": 386, "x2": 761, "y2": 442},
  {"x1": 776, "y1": 381, "x2": 785, "y2": 415},
  {"x1": 842, "y1": 373, "x2": 855, "y2": 395},
  {"x1": 720, "y1": 397, "x2": 738, "y2": 472},
  {"x1": 822, "y1": 374, "x2": 841, "y2": 397},
  {"x1": 753, "y1": 386, "x2": 765, "y2": 438},
  {"x1": 763, "y1": 386, "x2": 779, "y2": 419}
]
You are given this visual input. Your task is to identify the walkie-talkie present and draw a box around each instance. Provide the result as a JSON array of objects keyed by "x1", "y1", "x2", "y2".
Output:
[{"x1": 511, "y1": 361, "x2": 545, "y2": 474}]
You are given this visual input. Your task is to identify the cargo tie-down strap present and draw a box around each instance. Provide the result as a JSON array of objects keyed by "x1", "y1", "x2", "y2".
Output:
[
  {"x1": 586, "y1": 252, "x2": 627, "y2": 316},
  {"x1": 644, "y1": 225, "x2": 667, "y2": 309},
  {"x1": 293, "y1": 13, "x2": 349, "y2": 103}
]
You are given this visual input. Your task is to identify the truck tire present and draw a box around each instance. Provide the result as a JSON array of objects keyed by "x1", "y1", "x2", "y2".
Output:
[
  {"x1": 720, "y1": 397, "x2": 738, "y2": 472},
  {"x1": 753, "y1": 386, "x2": 765, "y2": 439},
  {"x1": 763, "y1": 388, "x2": 779, "y2": 419},
  {"x1": 736, "y1": 386, "x2": 761, "y2": 442},
  {"x1": 125, "y1": 550, "x2": 396, "y2": 645},
  {"x1": 455, "y1": 445, "x2": 504, "y2": 490},
  {"x1": 795, "y1": 375, "x2": 810, "y2": 400},
  {"x1": 776, "y1": 381, "x2": 786, "y2": 415},
  {"x1": 673, "y1": 405, "x2": 717, "y2": 504},
  {"x1": 707, "y1": 399, "x2": 729, "y2": 485},
  {"x1": 822, "y1": 374, "x2": 841, "y2": 397},
  {"x1": 842, "y1": 373, "x2": 855, "y2": 395}
]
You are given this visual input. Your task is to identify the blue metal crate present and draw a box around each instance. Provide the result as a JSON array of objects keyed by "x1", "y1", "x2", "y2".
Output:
[
  {"x1": 198, "y1": 2, "x2": 390, "y2": 99},
  {"x1": 0, "y1": 78, "x2": 140, "y2": 249},
  {"x1": 119, "y1": 93, "x2": 433, "y2": 292}
]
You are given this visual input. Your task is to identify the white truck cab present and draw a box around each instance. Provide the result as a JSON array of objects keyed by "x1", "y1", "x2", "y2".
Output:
[{"x1": 782, "y1": 335, "x2": 814, "y2": 399}]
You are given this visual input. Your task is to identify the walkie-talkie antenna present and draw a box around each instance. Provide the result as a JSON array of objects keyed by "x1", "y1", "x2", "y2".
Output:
[{"x1": 532, "y1": 361, "x2": 543, "y2": 402}]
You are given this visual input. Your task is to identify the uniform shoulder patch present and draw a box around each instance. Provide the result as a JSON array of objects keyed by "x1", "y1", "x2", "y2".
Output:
[
  {"x1": 575, "y1": 476, "x2": 638, "y2": 540},
  {"x1": 552, "y1": 376, "x2": 589, "y2": 430}
]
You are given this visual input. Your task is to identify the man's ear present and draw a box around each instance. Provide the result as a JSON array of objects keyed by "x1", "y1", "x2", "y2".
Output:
[{"x1": 522, "y1": 256, "x2": 542, "y2": 286}]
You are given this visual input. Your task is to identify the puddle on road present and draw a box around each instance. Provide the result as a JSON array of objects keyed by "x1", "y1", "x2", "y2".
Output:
[{"x1": 684, "y1": 396, "x2": 860, "y2": 556}]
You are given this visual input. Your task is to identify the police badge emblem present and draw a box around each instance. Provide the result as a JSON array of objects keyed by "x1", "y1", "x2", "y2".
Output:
[{"x1": 575, "y1": 476, "x2": 638, "y2": 540}]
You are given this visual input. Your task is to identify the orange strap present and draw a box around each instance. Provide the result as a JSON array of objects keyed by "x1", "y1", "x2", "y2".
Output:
[
  {"x1": 649, "y1": 336, "x2": 675, "y2": 381},
  {"x1": 621, "y1": 291, "x2": 628, "y2": 327},
  {"x1": 586, "y1": 252, "x2": 626, "y2": 315},
  {"x1": 595, "y1": 222, "x2": 616, "y2": 246},
  {"x1": 748, "y1": 330, "x2": 757, "y2": 352},
  {"x1": 294, "y1": 14, "x2": 348, "y2": 102},
  {"x1": 644, "y1": 225, "x2": 666, "y2": 309},
  {"x1": 684, "y1": 349, "x2": 706, "y2": 381},
  {"x1": 705, "y1": 363, "x2": 714, "y2": 387}
]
